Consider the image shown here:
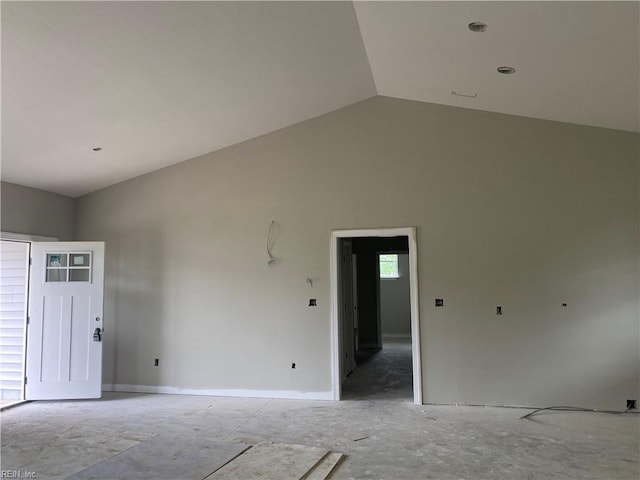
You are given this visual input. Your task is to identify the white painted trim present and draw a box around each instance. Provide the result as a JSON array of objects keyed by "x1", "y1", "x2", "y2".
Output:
[
  {"x1": 0, "y1": 232, "x2": 57, "y2": 242},
  {"x1": 0, "y1": 400, "x2": 29, "y2": 411},
  {"x1": 407, "y1": 229, "x2": 423, "y2": 405},
  {"x1": 329, "y1": 234, "x2": 341, "y2": 401},
  {"x1": 330, "y1": 227, "x2": 423, "y2": 405},
  {"x1": 103, "y1": 384, "x2": 333, "y2": 401}
]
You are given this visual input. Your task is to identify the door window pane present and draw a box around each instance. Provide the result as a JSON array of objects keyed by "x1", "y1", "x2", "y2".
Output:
[
  {"x1": 69, "y1": 269, "x2": 90, "y2": 282},
  {"x1": 47, "y1": 254, "x2": 67, "y2": 267},
  {"x1": 70, "y1": 254, "x2": 90, "y2": 267},
  {"x1": 45, "y1": 252, "x2": 92, "y2": 283},
  {"x1": 46, "y1": 269, "x2": 67, "y2": 282}
]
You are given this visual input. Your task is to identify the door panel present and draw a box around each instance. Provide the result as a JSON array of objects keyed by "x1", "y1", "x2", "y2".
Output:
[
  {"x1": 41, "y1": 296, "x2": 64, "y2": 382},
  {"x1": 26, "y1": 242, "x2": 104, "y2": 400},
  {"x1": 352, "y1": 254, "x2": 359, "y2": 354},
  {"x1": 340, "y1": 239, "x2": 355, "y2": 380},
  {"x1": 69, "y1": 296, "x2": 92, "y2": 381}
]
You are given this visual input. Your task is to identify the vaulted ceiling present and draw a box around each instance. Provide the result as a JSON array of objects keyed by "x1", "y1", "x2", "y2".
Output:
[{"x1": 2, "y1": 1, "x2": 638, "y2": 197}]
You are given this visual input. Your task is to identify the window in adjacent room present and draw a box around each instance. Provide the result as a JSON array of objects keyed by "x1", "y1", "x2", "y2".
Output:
[{"x1": 379, "y1": 254, "x2": 399, "y2": 279}]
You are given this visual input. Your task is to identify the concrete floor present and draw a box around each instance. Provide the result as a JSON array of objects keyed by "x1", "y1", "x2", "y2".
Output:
[
  {"x1": 1, "y1": 342, "x2": 638, "y2": 480},
  {"x1": 343, "y1": 338, "x2": 413, "y2": 401}
]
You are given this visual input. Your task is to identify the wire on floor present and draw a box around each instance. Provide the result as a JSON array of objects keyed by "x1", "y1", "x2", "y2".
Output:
[{"x1": 520, "y1": 405, "x2": 639, "y2": 420}]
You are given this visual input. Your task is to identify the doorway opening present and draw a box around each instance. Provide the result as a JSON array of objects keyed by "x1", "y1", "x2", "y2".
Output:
[{"x1": 330, "y1": 228, "x2": 422, "y2": 404}]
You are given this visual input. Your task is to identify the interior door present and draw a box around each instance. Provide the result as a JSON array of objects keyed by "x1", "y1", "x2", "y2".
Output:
[
  {"x1": 25, "y1": 242, "x2": 105, "y2": 400},
  {"x1": 352, "y1": 253, "x2": 359, "y2": 355},
  {"x1": 340, "y1": 239, "x2": 356, "y2": 380}
]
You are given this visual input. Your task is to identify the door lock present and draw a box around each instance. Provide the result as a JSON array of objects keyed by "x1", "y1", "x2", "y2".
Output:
[{"x1": 93, "y1": 327, "x2": 102, "y2": 342}]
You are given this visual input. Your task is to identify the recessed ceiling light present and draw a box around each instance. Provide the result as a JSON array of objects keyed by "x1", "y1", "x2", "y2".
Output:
[
  {"x1": 468, "y1": 22, "x2": 487, "y2": 33},
  {"x1": 92, "y1": 147, "x2": 102, "y2": 152},
  {"x1": 497, "y1": 66, "x2": 516, "y2": 74}
]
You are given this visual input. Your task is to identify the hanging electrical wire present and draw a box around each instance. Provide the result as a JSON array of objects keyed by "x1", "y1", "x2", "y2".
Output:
[{"x1": 266, "y1": 220, "x2": 277, "y2": 266}]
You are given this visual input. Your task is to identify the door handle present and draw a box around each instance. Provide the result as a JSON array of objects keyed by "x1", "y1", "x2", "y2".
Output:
[{"x1": 93, "y1": 327, "x2": 102, "y2": 342}]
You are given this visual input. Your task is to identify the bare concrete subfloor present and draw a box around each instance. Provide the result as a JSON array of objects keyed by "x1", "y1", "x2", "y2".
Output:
[
  {"x1": 1, "y1": 342, "x2": 638, "y2": 480},
  {"x1": 343, "y1": 338, "x2": 413, "y2": 401}
]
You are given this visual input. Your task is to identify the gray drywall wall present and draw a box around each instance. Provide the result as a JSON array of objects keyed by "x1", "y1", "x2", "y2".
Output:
[
  {"x1": 380, "y1": 254, "x2": 410, "y2": 336},
  {"x1": 74, "y1": 96, "x2": 640, "y2": 409},
  {"x1": 1, "y1": 182, "x2": 75, "y2": 240}
]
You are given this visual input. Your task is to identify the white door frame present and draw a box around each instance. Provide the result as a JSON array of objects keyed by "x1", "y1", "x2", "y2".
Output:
[
  {"x1": 330, "y1": 227, "x2": 423, "y2": 404},
  {"x1": 0, "y1": 232, "x2": 57, "y2": 242}
]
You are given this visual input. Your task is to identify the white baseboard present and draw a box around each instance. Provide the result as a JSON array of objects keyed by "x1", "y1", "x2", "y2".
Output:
[{"x1": 102, "y1": 384, "x2": 333, "y2": 401}]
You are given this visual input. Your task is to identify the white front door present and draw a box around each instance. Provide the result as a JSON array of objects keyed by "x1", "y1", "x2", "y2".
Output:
[{"x1": 25, "y1": 242, "x2": 105, "y2": 400}]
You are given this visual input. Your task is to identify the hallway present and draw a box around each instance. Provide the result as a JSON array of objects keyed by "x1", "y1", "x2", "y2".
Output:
[{"x1": 342, "y1": 338, "x2": 413, "y2": 401}]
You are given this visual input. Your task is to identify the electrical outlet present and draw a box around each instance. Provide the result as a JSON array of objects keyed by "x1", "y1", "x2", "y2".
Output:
[
  {"x1": 627, "y1": 399, "x2": 636, "y2": 410},
  {"x1": 154, "y1": 358, "x2": 159, "y2": 366}
]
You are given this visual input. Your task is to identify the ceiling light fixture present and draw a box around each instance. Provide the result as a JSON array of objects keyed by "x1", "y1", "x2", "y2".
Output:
[
  {"x1": 497, "y1": 66, "x2": 516, "y2": 74},
  {"x1": 468, "y1": 22, "x2": 487, "y2": 32},
  {"x1": 92, "y1": 147, "x2": 102, "y2": 152}
]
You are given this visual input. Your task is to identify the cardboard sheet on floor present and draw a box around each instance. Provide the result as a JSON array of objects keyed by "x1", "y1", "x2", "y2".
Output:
[
  {"x1": 206, "y1": 442, "x2": 329, "y2": 480},
  {"x1": 303, "y1": 452, "x2": 344, "y2": 480},
  {"x1": 66, "y1": 436, "x2": 249, "y2": 480}
]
